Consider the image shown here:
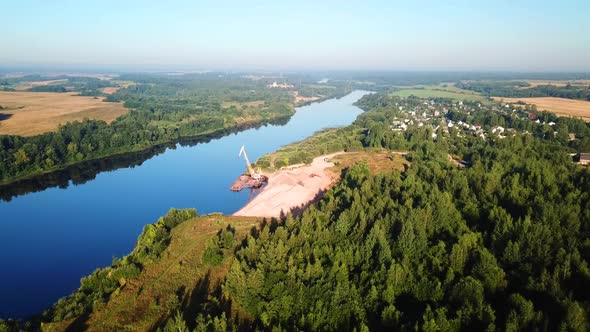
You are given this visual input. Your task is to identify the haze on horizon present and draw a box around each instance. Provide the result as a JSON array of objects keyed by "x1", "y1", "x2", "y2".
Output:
[{"x1": 2, "y1": 0, "x2": 590, "y2": 72}]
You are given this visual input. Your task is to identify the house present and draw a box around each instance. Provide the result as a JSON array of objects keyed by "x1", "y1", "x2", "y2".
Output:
[
  {"x1": 569, "y1": 133, "x2": 576, "y2": 141},
  {"x1": 266, "y1": 81, "x2": 294, "y2": 89},
  {"x1": 578, "y1": 153, "x2": 590, "y2": 165},
  {"x1": 492, "y1": 126, "x2": 505, "y2": 134}
]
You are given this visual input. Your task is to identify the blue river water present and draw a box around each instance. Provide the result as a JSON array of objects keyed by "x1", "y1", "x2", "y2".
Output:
[{"x1": 0, "y1": 90, "x2": 370, "y2": 318}]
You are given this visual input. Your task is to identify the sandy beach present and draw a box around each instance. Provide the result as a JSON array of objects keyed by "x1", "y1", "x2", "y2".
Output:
[{"x1": 233, "y1": 152, "x2": 344, "y2": 217}]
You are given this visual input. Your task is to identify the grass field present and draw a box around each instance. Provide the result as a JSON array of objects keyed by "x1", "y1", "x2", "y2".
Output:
[
  {"x1": 329, "y1": 150, "x2": 409, "y2": 176},
  {"x1": 43, "y1": 215, "x2": 260, "y2": 331},
  {"x1": 391, "y1": 84, "x2": 489, "y2": 103},
  {"x1": 492, "y1": 97, "x2": 590, "y2": 121},
  {"x1": 0, "y1": 91, "x2": 128, "y2": 136}
]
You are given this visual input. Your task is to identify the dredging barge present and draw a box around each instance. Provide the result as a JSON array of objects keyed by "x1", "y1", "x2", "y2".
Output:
[{"x1": 230, "y1": 145, "x2": 268, "y2": 192}]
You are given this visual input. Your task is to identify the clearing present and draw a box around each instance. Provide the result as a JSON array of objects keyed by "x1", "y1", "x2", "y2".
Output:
[
  {"x1": 492, "y1": 97, "x2": 590, "y2": 121},
  {"x1": 0, "y1": 91, "x2": 128, "y2": 136},
  {"x1": 329, "y1": 150, "x2": 409, "y2": 175}
]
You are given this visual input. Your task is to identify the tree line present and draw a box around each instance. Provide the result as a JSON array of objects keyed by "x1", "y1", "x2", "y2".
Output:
[{"x1": 457, "y1": 81, "x2": 590, "y2": 101}]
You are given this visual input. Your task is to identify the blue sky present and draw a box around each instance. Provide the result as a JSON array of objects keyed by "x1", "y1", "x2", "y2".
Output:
[{"x1": 2, "y1": 0, "x2": 589, "y2": 71}]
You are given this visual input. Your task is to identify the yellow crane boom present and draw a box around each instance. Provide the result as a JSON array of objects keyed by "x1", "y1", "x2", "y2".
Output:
[{"x1": 239, "y1": 145, "x2": 261, "y2": 180}]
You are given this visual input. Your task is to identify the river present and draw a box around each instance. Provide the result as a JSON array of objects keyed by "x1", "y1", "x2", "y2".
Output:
[{"x1": 0, "y1": 90, "x2": 370, "y2": 318}]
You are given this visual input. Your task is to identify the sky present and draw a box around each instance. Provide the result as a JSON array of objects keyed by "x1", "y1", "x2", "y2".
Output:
[{"x1": 1, "y1": 0, "x2": 590, "y2": 72}]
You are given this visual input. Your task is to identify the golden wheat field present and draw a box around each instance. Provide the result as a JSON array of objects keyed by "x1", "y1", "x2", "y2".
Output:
[
  {"x1": 0, "y1": 91, "x2": 128, "y2": 136},
  {"x1": 493, "y1": 97, "x2": 590, "y2": 121}
]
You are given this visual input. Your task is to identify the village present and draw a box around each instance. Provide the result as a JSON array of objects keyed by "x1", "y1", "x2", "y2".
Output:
[{"x1": 385, "y1": 96, "x2": 589, "y2": 165}]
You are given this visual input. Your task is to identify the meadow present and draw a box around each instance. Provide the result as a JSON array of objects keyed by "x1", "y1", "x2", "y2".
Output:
[{"x1": 390, "y1": 84, "x2": 490, "y2": 103}]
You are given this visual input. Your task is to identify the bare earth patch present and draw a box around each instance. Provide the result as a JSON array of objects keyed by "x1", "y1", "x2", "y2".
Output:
[
  {"x1": 492, "y1": 97, "x2": 590, "y2": 121},
  {"x1": 234, "y1": 153, "x2": 343, "y2": 218},
  {"x1": 100, "y1": 86, "x2": 120, "y2": 94},
  {"x1": 293, "y1": 91, "x2": 320, "y2": 104},
  {"x1": 0, "y1": 91, "x2": 128, "y2": 136}
]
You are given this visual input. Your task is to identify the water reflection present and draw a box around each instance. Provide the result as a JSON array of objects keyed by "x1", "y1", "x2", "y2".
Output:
[{"x1": 0, "y1": 116, "x2": 290, "y2": 202}]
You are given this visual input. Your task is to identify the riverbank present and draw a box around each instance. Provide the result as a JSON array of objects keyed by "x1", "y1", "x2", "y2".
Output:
[
  {"x1": 233, "y1": 152, "x2": 344, "y2": 217},
  {"x1": 0, "y1": 113, "x2": 293, "y2": 187}
]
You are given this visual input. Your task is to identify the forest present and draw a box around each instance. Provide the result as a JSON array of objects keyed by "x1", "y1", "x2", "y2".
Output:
[
  {"x1": 456, "y1": 81, "x2": 590, "y2": 101},
  {"x1": 12, "y1": 91, "x2": 587, "y2": 332}
]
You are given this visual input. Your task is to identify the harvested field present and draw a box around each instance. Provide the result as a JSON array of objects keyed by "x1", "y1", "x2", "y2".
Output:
[
  {"x1": 15, "y1": 79, "x2": 68, "y2": 91},
  {"x1": 492, "y1": 97, "x2": 590, "y2": 121},
  {"x1": 520, "y1": 80, "x2": 590, "y2": 89},
  {"x1": 0, "y1": 91, "x2": 128, "y2": 136}
]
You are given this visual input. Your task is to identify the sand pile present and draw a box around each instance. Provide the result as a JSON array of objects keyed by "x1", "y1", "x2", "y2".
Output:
[{"x1": 233, "y1": 152, "x2": 344, "y2": 217}]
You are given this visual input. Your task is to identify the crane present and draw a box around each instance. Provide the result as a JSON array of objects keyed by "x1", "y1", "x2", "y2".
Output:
[
  {"x1": 239, "y1": 145, "x2": 261, "y2": 180},
  {"x1": 230, "y1": 145, "x2": 268, "y2": 192}
]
